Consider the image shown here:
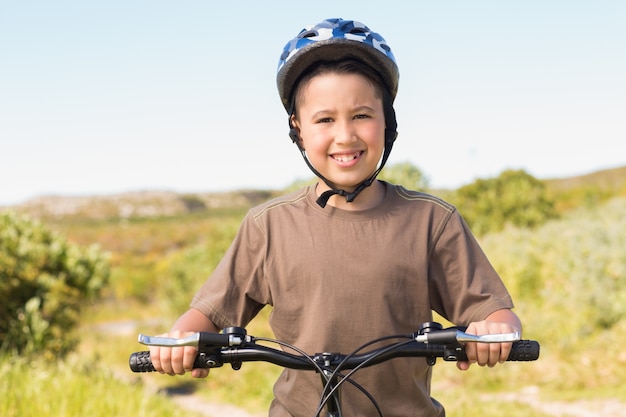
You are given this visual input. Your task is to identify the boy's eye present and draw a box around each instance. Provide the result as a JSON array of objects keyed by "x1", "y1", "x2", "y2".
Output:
[
  {"x1": 316, "y1": 117, "x2": 333, "y2": 123},
  {"x1": 354, "y1": 114, "x2": 370, "y2": 120}
]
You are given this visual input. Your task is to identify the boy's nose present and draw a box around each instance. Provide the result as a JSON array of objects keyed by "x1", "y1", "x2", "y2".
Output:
[{"x1": 334, "y1": 121, "x2": 358, "y2": 144}]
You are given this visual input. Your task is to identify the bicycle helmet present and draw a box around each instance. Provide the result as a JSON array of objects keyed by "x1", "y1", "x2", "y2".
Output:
[
  {"x1": 276, "y1": 18, "x2": 400, "y2": 208},
  {"x1": 277, "y1": 18, "x2": 399, "y2": 112}
]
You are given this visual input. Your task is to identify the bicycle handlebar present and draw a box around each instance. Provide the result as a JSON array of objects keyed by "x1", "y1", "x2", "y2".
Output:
[{"x1": 129, "y1": 322, "x2": 540, "y2": 373}]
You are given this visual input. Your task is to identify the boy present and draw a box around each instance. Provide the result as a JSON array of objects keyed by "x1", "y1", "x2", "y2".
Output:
[{"x1": 149, "y1": 18, "x2": 521, "y2": 416}]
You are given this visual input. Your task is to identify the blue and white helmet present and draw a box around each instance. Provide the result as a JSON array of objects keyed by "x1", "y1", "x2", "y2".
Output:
[{"x1": 276, "y1": 18, "x2": 399, "y2": 112}]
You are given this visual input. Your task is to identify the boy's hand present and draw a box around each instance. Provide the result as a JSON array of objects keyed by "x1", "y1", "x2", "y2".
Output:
[
  {"x1": 456, "y1": 320, "x2": 516, "y2": 371},
  {"x1": 148, "y1": 330, "x2": 210, "y2": 378}
]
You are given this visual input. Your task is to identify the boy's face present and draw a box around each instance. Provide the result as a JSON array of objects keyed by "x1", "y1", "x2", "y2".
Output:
[{"x1": 291, "y1": 72, "x2": 385, "y2": 192}]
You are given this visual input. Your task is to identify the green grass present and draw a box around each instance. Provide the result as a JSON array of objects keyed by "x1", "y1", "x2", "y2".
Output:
[
  {"x1": 0, "y1": 355, "x2": 205, "y2": 417},
  {"x1": 433, "y1": 386, "x2": 554, "y2": 417}
]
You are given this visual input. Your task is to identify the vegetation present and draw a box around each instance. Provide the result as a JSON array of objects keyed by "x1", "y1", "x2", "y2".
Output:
[
  {"x1": 1, "y1": 163, "x2": 626, "y2": 416},
  {"x1": 379, "y1": 160, "x2": 430, "y2": 191},
  {"x1": 432, "y1": 196, "x2": 626, "y2": 401},
  {"x1": 0, "y1": 355, "x2": 204, "y2": 417},
  {"x1": 450, "y1": 169, "x2": 558, "y2": 236},
  {"x1": 0, "y1": 211, "x2": 109, "y2": 358},
  {"x1": 483, "y1": 197, "x2": 626, "y2": 338},
  {"x1": 545, "y1": 165, "x2": 626, "y2": 212}
]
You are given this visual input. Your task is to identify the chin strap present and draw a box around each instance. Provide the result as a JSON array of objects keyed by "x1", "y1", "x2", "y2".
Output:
[
  {"x1": 289, "y1": 91, "x2": 398, "y2": 208},
  {"x1": 311, "y1": 140, "x2": 392, "y2": 208},
  {"x1": 298, "y1": 151, "x2": 380, "y2": 208}
]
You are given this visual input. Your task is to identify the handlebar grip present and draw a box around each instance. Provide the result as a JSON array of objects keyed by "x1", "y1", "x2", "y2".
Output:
[
  {"x1": 507, "y1": 340, "x2": 540, "y2": 361},
  {"x1": 452, "y1": 339, "x2": 540, "y2": 362},
  {"x1": 129, "y1": 351, "x2": 213, "y2": 373},
  {"x1": 129, "y1": 351, "x2": 156, "y2": 372}
]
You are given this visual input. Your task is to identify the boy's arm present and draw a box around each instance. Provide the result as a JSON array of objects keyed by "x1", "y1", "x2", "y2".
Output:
[
  {"x1": 457, "y1": 308, "x2": 522, "y2": 371},
  {"x1": 149, "y1": 308, "x2": 220, "y2": 378}
]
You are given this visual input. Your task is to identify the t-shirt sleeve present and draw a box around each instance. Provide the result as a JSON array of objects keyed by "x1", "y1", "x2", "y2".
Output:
[
  {"x1": 427, "y1": 209, "x2": 514, "y2": 325},
  {"x1": 190, "y1": 212, "x2": 270, "y2": 330}
]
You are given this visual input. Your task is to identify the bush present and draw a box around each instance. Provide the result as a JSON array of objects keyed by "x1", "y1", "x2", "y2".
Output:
[
  {"x1": 0, "y1": 211, "x2": 110, "y2": 358},
  {"x1": 379, "y1": 161, "x2": 430, "y2": 191},
  {"x1": 480, "y1": 197, "x2": 626, "y2": 344},
  {"x1": 453, "y1": 169, "x2": 557, "y2": 235}
]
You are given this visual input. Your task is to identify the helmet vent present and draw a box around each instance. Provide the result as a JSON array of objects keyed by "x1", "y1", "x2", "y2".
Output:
[{"x1": 300, "y1": 30, "x2": 318, "y2": 38}]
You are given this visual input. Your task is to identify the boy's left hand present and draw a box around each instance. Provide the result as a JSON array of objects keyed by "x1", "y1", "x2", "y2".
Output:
[{"x1": 456, "y1": 320, "x2": 516, "y2": 371}]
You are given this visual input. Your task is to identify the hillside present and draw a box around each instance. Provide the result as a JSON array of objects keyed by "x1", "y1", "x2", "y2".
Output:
[
  {"x1": 3, "y1": 165, "x2": 625, "y2": 220},
  {"x1": 545, "y1": 165, "x2": 626, "y2": 193},
  {"x1": 544, "y1": 165, "x2": 626, "y2": 210},
  {"x1": 5, "y1": 189, "x2": 279, "y2": 220}
]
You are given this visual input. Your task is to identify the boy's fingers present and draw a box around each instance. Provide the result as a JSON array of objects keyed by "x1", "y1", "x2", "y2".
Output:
[
  {"x1": 499, "y1": 341, "x2": 513, "y2": 363},
  {"x1": 158, "y1": 345, "x2": 174, "y2": 375},
  {"x1": 182, "y1": 346, "x2": 199, "y2": 372},
  {"x1": 456, "y1": 360, "x2": 472, "y2": 371},
  {"x1": 149, "y1": 346, "x2": 163, "y2": 373},
  {"x1": 192, "y1": 368, "x2": 210, "y2": 378},
  {"x1": 463, "y1": 321, "x2": 517, "y2": 367},
  {"x1": 148, "y1": 330, "x2": 201, "y2": 376},
  {"x1": 169, "y1": 346, "x2": 187, "y2": 375}
]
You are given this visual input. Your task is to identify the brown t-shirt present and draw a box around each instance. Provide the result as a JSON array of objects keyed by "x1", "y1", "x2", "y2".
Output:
[{"x1": 191, "y1": 182, "x2": 514, "y2": 417}]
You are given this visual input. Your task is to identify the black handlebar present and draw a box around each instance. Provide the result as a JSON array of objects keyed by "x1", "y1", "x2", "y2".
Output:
[
  {"x1": 129, "y1": 336, "x2": 539, "y2": 373},
  {"x1": 130, "y1": 323, "x2": 539, "y2": 417}
]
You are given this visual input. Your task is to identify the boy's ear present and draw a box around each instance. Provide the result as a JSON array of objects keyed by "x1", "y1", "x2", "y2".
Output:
[{"x1": 289, "y1": 116, "x2": 304, "y2": 148}]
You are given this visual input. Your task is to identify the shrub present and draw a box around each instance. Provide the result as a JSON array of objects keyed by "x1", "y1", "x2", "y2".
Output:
[
  {"x1": 0, "y1": 211, "x2": 110, "y2": 358},
  {"x1": 379, "y1": 161, "x2": 430, "y2": 191},
  {"x1": 453, "y1": 169, "x2": 557, "y2": 235},
  {"x1": 480, "y1": 197, "x2": 626, "y2": 344}
]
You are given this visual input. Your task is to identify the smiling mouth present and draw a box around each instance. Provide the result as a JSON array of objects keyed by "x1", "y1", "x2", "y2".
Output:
[{"x1": 331, "y1": 151, "x2": 363, "y2": 162}]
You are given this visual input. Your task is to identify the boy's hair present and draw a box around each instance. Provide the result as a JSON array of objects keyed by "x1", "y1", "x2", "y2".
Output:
[{"x1": 292, "y1": 59, "x2": 385, "y2": 116}]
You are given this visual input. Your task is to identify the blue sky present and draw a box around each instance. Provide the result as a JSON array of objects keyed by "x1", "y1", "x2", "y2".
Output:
[{"x1": 2, "y1": 1, "x2": 625, "y2": 205}]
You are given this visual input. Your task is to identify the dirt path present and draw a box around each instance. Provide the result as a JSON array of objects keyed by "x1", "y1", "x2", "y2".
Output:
[
  {"x1": 168, "y1": 393, "x2": 262, "y2": 417},
  {"x1": 165, "y1": 386, "x2": 626, "y2": 417}
]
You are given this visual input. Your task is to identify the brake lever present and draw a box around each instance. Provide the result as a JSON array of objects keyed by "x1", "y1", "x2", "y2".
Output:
[
  {"x1": 138, "y1": 333, "x2": 202, "y2": 347},
  {"x1": 414, "y1": 328, "x2": 520, "y2": 344},
  {"x1": 455, "y1": 330, "x2": 520, "y2": 343},
  {"x1": 138, "y1": 329, "x2": 247, "y2": 348}
]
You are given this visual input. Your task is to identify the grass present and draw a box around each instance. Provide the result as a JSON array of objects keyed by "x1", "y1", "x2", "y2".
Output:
[{"x1": 0, "y1": 355, "x2": 205, "y2": 417}]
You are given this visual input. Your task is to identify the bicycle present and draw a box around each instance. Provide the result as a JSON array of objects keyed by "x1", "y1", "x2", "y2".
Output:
[{"x1": 130, "y1": 321, "x2": 540, "y2": 417}]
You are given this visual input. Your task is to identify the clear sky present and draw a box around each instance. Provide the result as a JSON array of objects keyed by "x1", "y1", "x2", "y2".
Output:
[{"x1": 2, "y1": 1, "x2": 625, "y2": 205}]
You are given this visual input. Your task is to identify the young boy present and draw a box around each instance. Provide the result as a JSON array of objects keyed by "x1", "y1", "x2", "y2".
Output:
[{"x1": 149, "y1": 18, "x2": 521, "y2": 417}]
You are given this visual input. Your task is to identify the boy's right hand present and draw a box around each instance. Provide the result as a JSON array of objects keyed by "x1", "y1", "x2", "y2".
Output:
[{"x1": 148, "y1": 330, "x2": 210, "y2": 378}]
